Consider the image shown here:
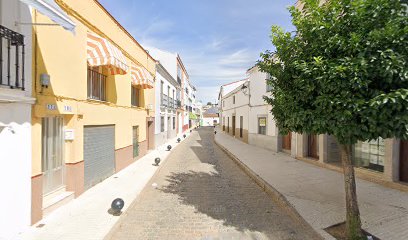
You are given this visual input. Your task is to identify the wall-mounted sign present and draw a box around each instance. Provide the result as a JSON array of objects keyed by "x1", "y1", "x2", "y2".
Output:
[
  {"x1": 64, "y1": 105, "x2": 72, "y2": 112},
  {"x1": 259, "y1": 118, "x2": 266, "y2": 127},
  {"x1": 64, "y1": 129, "x2": 75, "y2": 140},
  {"x1": 47, "y1": 104, "x2": 57, "y2": 110}
]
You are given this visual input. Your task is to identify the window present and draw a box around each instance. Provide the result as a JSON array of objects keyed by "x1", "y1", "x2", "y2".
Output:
[
  {"x1": 223, "y1": 101, "x2": 225, "y2": 107},
  {"x1": 177, "y1": 65, "x2": 182, "y2": 83},
  {"x1": 131, "y1": 86, "x2": 140, "y2": 107},
  {"x1": 0, "y1": 25, "x2": 25, "y2": 90},
  {"x1": 173, "y1": 117, "x2": 176, "y2": 129},
  {"x1": 87, "y1": 67, "x2": 106, "y2": 101},
  {"x1": 160, "y1": 116, "x2": 165, "y2": 132},
  {"x1": 353, "y1": 138, "x2": 385, "y2": 172},
  {"x1": 233, "y1": 96, "x2": 235, "y2": 104},
  {"x1": 266, "y1": 73, "x2": 273, "y2": 92},
  {"x1": 223, "y1": 117, "x2": 225, "y2": 131},
  {"x1": 258, "y1": 117, "x2": 267, "y2": 135}
]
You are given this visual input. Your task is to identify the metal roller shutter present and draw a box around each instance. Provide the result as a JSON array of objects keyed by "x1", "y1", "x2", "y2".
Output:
[{"x1": 84, "y1": 125, "x2": 115, "y2": 190}]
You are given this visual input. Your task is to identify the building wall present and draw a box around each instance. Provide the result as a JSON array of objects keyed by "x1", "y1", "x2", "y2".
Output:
[
  {"x1": 0, "y1": 0, "x2": 33, "y2": 238},
  {"x1": 30, "y1": 0, "x2": 155, "y2": 223},
  {"x1": 247, "y1": 67, "x2": 279, "y2": 151},
  {"x1": 0, "y1": 104, "x2": 32, "y2": 239},
  {"x1": 202, "y1": 117, "x2": 219, "y2": 127}
]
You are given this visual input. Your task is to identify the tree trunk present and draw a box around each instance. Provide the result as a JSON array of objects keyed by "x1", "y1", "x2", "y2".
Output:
[{"x1": 340, "y1": 144, "x2": 363, "y2": 240}]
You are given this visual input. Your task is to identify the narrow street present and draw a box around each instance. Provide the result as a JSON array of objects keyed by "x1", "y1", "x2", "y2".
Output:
[{"x1": 107, "y1": 127, "x2": 317, "y2": 240}]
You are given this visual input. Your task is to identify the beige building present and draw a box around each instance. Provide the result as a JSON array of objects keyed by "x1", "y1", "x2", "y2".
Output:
[
  {"x1": 219, "y1": 66, "x2": 408, "y2": 188},
  {"x1": 30, "y1": 0, "x2": 156, "y2": 224},
  {"x1": 219, "y1": 67, "x2": 279, "y2": 151}
]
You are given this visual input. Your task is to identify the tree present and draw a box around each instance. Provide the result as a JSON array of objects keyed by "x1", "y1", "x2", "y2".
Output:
[
  {"x1": 207, "y1": 102, "x2": 213, "y2": 106},
  {"x1": 258, "y1": 0, "x2": 407, "y2": 239}
]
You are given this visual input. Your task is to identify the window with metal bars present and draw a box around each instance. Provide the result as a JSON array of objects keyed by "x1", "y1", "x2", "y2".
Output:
[
  {"x1": 131, "y1": 86, "x2": 140, "y2": 107},
  {"x1": 87, "y1": 67, "x2": 106, "y2": 101},
  {"x1": 0, "y1": 25, "x2": 25, "y2": 90}
]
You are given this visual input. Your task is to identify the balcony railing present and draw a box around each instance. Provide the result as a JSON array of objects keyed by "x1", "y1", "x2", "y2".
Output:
[
  {"x1": 161, "y1": 94, "x2": 168, "y2": 107},
  {"x1": 175, "y1": 99, "x2": 182, "y2": 108},
  {"x1": 168, "y1": 97, "x2": 174, "y2": 109},
  {"x1": 0, "y1": 25, "x2": 25, "y2": 90}
]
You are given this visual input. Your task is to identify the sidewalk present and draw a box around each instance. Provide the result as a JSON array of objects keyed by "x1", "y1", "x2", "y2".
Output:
[
  {"x1": 16, "y1": 134, "x2": 191, "y2": 240},
  {"x1": 215, "y1": 130, "x2": 408, "y2": 240}
]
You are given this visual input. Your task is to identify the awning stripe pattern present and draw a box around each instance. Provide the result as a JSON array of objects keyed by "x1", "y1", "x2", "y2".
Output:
[
  {"x1": 131, "y1": 62, "x2": 154, "y2": 89},
  {"x1": 86, "y1": 32, "x2": 128, "y2": 75},
  {"x1": 19, "y1": 0, "x2": 76, "y2": 33}
]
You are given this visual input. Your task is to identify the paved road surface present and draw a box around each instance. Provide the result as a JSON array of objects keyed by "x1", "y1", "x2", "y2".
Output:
[{"x1": 107, "y1": 127, "x2": 317, "y2": 240}]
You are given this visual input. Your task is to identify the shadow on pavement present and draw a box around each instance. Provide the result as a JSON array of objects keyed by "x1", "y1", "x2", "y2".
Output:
[{"x1": 159, "y1": 127, "x2": 314, "y2": 239}]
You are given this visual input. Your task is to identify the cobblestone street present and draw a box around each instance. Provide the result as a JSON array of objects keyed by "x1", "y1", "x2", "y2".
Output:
[{"x1": 107, "y1": 127, "x2": 317, "y2": 240}]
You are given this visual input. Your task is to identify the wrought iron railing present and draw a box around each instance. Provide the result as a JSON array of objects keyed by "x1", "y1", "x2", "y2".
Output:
[
  {"x1": 161, "y1": 94, "x2": 168, "y2": 107},
  {"x1": 0, "y1": 25, "x2": 25, "y2": 90},
  {"x1": 87, "y1": 68, "x2": 107, "y2": 101},
  {"x1": 168, "y1": 97, "x2": 174, "y2": 109}
]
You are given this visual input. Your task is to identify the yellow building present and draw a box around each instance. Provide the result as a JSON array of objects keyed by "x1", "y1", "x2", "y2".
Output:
[{"x1": 31, "y1": 0, "x2": 156, "y2": 223}]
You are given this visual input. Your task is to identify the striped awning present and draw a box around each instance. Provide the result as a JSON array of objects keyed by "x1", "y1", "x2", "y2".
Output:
[
  {"x1": 87, "y1": 32, "x2": 128, "y2": 75},
  {"x1": 130, "y1": 62, "x2": 154, "y2": 89},
  {"x1": 19, "y1": 0, "x2": 76, "y2": 33}
]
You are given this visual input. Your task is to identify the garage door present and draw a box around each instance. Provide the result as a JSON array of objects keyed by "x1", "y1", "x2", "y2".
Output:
[{"x1": 84, "y1": 125, "x2": 115, "y2": 190}]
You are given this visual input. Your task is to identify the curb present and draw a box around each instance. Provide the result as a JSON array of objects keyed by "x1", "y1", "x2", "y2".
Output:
[
  {"x1": 214, "y1": 138, "x2": 324, "y2": 240},
  {"x1": 103, "y1": 132, "x2": 194, "y2": 240}
]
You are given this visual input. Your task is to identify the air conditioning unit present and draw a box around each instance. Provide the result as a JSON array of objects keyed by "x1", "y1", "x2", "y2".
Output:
[{"x1": 145, "y1": 104, "x2": 153, "y2": 110}]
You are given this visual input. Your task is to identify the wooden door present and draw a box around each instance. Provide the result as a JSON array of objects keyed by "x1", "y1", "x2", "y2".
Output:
[
  {"x1": 282, "y1": 132, "x2": 292, "y2": 150},
  {"x1": 232, "y1": 116, "x2": 236, "y2": 136},
  {"x1": 400, "y1": 140, "x2": 408, "y2": 182},
  {"x1": 308, "y1": 134, "x2": 319, "y2": 159}
]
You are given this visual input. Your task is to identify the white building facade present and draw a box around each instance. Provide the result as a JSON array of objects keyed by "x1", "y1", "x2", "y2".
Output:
[
  {"x1": 154, "y1": 62, "x2": 180, "y2": 147},
  {"x1": 219, "y1": 67, "x2": 279, "y2": 152},
  {"x1": 0, "y1": 2, "x2": 34, "y2": 238},
  {"x1": 0, "y1": 0, "x2": 74, "y2": 238},
  {"x1": 147, "y1": 47, "x2": 190, "y2": 134}
]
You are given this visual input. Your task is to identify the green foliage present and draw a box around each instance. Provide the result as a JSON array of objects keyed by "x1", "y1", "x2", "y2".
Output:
[{"x1": 258, "y1": 0, "x2": 408, "y2": 144}]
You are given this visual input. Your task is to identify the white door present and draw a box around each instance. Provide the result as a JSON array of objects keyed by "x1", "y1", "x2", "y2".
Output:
[{"x1": 42, "y1": 117, "x2": 64, "y2": 195}]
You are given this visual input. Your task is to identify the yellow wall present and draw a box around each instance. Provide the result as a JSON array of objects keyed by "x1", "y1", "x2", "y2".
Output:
[{"x1": 31, "y1": 0, "x2": 156, "y2": 176}]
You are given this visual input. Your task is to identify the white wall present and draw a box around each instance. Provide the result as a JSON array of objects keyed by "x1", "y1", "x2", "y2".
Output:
[
  {"x1": 147, "y1": 48, "x2": 178, "y2": 80},
  {"x1": 202, "y1": 117, "x2": 219, "y2": 127},
  {"x1": 0, "y1": 1, "x2": 33, "y2": 238},
  {"x1": 154, "y1": 70, "x2": 177, "y2": 135},
  {"x1": 249, "y1": 66, "x2": 270, "y2": 107},
  {"x1": 0, "y1": 104, "x2": 32, "y2": 240}
]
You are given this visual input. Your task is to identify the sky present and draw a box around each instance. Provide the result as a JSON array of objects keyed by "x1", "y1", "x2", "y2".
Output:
[{"x1": 99, "y1": 0, "x2": 296, "y2": 103}]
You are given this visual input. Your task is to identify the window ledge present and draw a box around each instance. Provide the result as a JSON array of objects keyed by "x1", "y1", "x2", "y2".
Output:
[{"x1": 87, "y1": 98, "x2": 108, "y2": 104}]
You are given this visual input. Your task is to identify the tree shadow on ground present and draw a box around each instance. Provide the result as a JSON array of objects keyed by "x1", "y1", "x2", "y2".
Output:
[{"x1": 159, "y1": 127, "x2": 314, "y2": 239}]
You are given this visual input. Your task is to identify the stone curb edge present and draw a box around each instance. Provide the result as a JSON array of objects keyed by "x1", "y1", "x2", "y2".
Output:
[
  {"x1": 103, "y1": 133, "x2": 193, "y2": 240},
  {"x1": 214, "y1": 138, "x2": 324, "y2": 240}
]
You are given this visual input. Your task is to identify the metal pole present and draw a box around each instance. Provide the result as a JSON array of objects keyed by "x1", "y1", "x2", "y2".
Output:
[
  {"x1": 21, "y1": 44, "x2": 25, "y2": 90},
  {"x1": 0, "y1": 37, "x2": 3, "y2": 85},
  {"x1": 15, "y1": 44, "x2": 19, "y2": 88},
  {"x1": 7, "y1": 39, "x2": 10, "y2": 87}
]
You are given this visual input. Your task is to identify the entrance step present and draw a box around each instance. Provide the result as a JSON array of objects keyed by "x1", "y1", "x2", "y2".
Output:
[{"x1": 43, "y1": 188, "x2": 74, "y2": 216}]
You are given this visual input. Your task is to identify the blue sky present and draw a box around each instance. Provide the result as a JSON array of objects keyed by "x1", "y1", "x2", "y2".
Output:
[{"x1": 99, "y1": 0, "x2": 296, "y2": 103}]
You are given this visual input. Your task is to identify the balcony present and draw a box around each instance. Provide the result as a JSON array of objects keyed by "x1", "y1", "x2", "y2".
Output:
[
  {"x1": 168, "y1": 97, "x2": 174, "y2": 109},
  {"x1": 176, "y1": 99, "x2": 182, "y2": 108},
  {"x1": 161, "y1": 94, "x2": 168, "y2": 107},
  {"x1": 0, "y1": 25, "x2": 25, "y2": 90}
]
